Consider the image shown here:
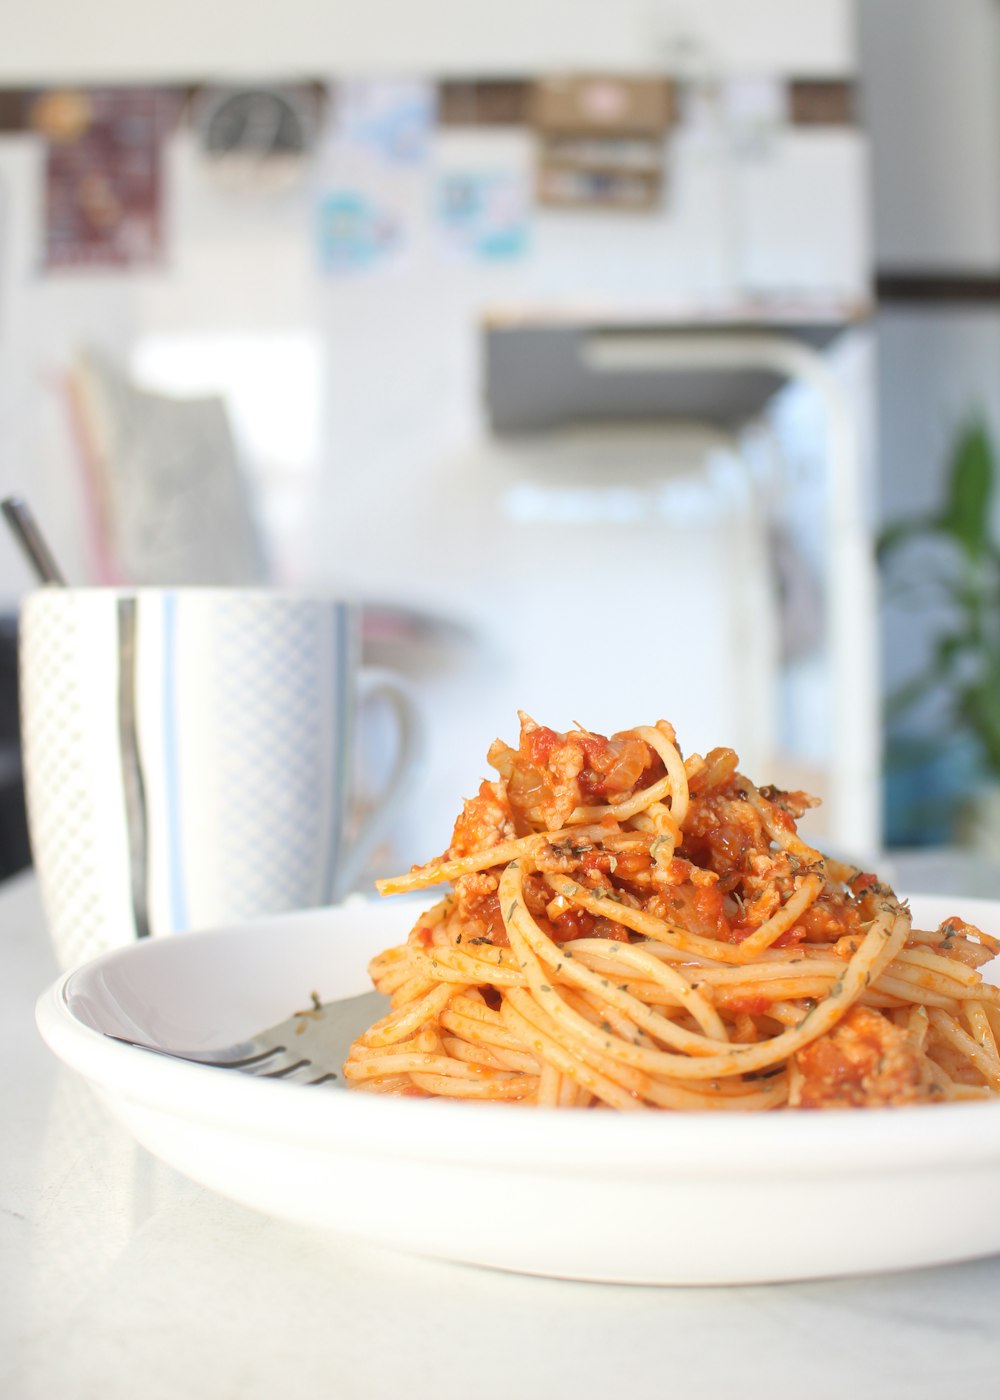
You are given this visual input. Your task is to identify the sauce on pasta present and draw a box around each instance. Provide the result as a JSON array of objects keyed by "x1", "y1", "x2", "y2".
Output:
[{"x1": 343, "y1": 715, "x2": 1000, "y2": 1109}]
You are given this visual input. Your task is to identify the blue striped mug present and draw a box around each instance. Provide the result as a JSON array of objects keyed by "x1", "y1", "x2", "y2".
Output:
[{"x1": 19, "y1": 589, "x2": 422, "y2": 969}]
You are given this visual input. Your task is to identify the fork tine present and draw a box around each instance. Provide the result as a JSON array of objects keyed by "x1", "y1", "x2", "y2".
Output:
[
  {"x1": 104, "y1": 993, "x2": 385, "y2": 1086},
  {"x1": 258, "y1": 1059, "x2": 312, "y2": 1079},
  {"x1": 200, "y1": 1047, "x2": 288, "y2": 1069},
  {"x1": 107, "y1": 1041, "x2": 337, "y2": 1080},
  {"x1": 108, "y1": 1035, "x2": 287, "y2": 1070}
]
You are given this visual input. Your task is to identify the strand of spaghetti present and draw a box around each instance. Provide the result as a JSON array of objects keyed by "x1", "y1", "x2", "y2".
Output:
[
  {"x1": 579, "y1": 975, "x2": 832, "y2": 1014},
  {"x1": 628, "y1": 802, "x2": 679, "y2": 832},
  {"x1": 375, "y1": 837, "x2": 542, "y2": 894},
  {"x1": 407, "y1": 1073, "x2": 534, "y2": 1101},
  {"x1": 501, "y1": 859, "x2": 911, "y2": 1080},
  {"x1": 564, "y1": 983, "x2": 657, "y2": 1049},
  {"x1": 894, "y1": 946, "x2": 982, "y2": 987},
  {"x1": 982, "y1": 1003, "x2": 1000, "y2": 1049},
  {"x1": 824, "y1": 856, "x2": 862, "y2": 884},
  {"x1": 502, "y1": 986, "x2": 777, "y2": 1111},
  {"x1": 556, "y1": 967, "x2": 696, "y2": 1011},
  {"x1": 441, "y1": 1034, "x2": 541, "y2": 1076},
  {"x1": 858, "y1": 992, "x2": 910, "y2": 1010},
  {"x1": 537, "y1": 1063, "x2": 561, "y2": 1107},
  {"x1": 787, "y1": 1057, "x2": 806, "y2": 1106},
  {"x1": 565, "y1": 979, "x2": 786, "y2": 1103},
  {"x1": 346, "y1": 1023, "x2": 439, "y2": 1061},
  {"x1": 906, "y1": 1004, "x2": 930, "y2": 1048},
  {"x1": 505, "y1": 860, "x2": 784, "y2": 1067},
  {"x1": 927, "y1": 1039, "x2": 980, "y2": 1085},
  {"x1": 953, "y1": 1005, "x2": 1000, "y2": 1076},
  {"x1": 635, "y1": 937, "x2": 808, "y2": 967},
  {"x1": 358, "y1": 982, "x2": 460, "y2": 1048},
  {"x1": 946, "y1": 1082, "x2": 993, "y2": 1100},
  {"x1": 353, "y1": 1074, "x2": 419, "y2": 1095},
  {"x1": 904, "y1": 927, "x2": 953, "y2": 945},
  {"x1": 388, "y1": 973, "x2": 438, "y2": 1008},
  {"x1": 438, "y1": 1015, "x2": 541, "y2": 1074},
  {"x1": 963, "y1": 1000, "x2": 999, "y2": 1063},
  {"x1": 497, "y1": 913, "x2": 666, "y2": 1101},
  {"x1": 547, "y1": 874, "x2": 811, "y2": 967},
  {"x1": 745, "y1": 784, "x2": 824, "y2": 863},
  {"x1": 713, "y1": 978, "x2": 838, "y2": 1007},
  {"x1": 518, "y1": 942, "x2": 723, "y2": 1106},
  {"x1": 440, "y1": 996, "x2": 528, "y2": 1050},
  {"x1": 557, "y1": 1073, "x2": 582, "y2": 1107},
  {"x1": 368, "y1": 945, "x2": 419, "y2": 980},
  {"x1": 870, "y1": 974, "x2": 957, "y2": 1010},
  {"x1": 519, "y1": 982, "x2": 788, "y2": 1109},
  {"x1": 500, "y1": 989, "x2": 644, "y2": 1109},
  {"x1": 926, "y1": 1008, "x2": 1000, "y2": 1088},
  {"x1": 367, "y1": 945, "x2": 420, "y2": 994},
  {"x1": 408, "y1": 945, "x2": 525, "y2": 987},
  {"x1": 441, "y1": 1036, "x2": 511, "y2": 1070},
  {"x1": 763, "y1": 1001, "x2": 811, "y2": 1027},
  {"x1": 877, "y1": 961, "x2": 1000, "y2": 1003},
  {"x1": 690, "y1": 957, "x2": 845, "y2": 986},
  {"x1": 567, "y1": 726, "x2": 689, "y2": 830},
  {"x1": 646, "y1": 1077, "x2": 790, "y2": 1112},
  {"x1": 921, "y1": 1056, "x2": 965, "y2": 1100},
  {"x1": 906, "y1": 926, "x2": 1000, "y2": 955},
  {"x1": 567, "y1": 770, "x2": 677, "y2": 826},
  {"x1": 728, "y1": 874, "x2": 824, "y2": 957},
  {"x1": 626, "y1": 807, "x2": 680, "y2": 865},
  {"x1": 541, "y1": 931, "x2": 729, "y2": 1041},
  {"x1": 504, "y1": 885, "x2": 745, "y2": 1062},
  {"x1": 375, "y1": 825, "x2": 611, "y2": 894},
  {"x1": 344, "y1": 1049, "x2": 524, "y2": 1085},
  {"x1": 631, "y1": 724, "x2": 691, "y2": 827},
  {"x1": 489, "y1": 1046, "x2": 545, "y2": 1075}
]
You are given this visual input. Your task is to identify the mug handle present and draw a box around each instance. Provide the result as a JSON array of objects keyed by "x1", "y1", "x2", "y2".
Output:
[{"x1": 332, "y1": 668, "x2": 424, "y2": 899}]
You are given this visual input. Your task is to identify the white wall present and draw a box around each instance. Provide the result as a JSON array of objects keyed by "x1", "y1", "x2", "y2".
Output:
[
  {"x1": 0, "y1": 1, "x2": 856, "y2": 83},
  {"x1": 875, "y1": 306, "x2": 1000, "y2": 702},
  {"x1": 860, "y1": 0, "x2": 1000, "y2": 268},
  {"x1": 860, "y1": 2, "x2": 1000, "y2": 754},
  {"x1": 0, "y1": 111, "x2": 871, "y2": 603},
  {"x1": 0, "y1": 136, "x2": 136, "y2": 596}
]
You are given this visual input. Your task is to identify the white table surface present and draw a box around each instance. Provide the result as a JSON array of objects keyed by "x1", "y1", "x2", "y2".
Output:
[{"x1": 4, "y1": 866, "x2": 1000, "y2": 1400}]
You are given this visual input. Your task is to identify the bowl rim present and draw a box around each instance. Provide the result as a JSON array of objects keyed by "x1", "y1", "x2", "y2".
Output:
[{"x1": 35, "y1": 892, "x2": 1000, "y2": 1178}]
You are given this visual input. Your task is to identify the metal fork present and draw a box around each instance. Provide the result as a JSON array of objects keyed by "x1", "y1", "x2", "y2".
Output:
[{"x1": 108, "y1": 989, "x2": 387, "y2": 1088}]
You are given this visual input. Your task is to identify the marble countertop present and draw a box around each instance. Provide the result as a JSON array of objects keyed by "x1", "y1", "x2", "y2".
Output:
[{"x1": 4, "y1": 868, "x2": 1000, "y2": 1399}]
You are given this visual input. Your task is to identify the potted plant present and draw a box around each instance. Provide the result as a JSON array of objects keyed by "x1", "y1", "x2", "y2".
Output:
[{"x1": 878, "y1": 420, "x2": 1000, "y2": 849}]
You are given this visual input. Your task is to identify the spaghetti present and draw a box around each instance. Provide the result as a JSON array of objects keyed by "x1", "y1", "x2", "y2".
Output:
[{"x1": 343, "y1": 715, "x2": 1000, "y2": 1109}]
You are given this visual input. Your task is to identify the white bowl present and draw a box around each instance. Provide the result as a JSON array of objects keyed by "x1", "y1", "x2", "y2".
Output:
[{"x1": 36, "y1": 893, "x2": 1000, "y2": 1285}]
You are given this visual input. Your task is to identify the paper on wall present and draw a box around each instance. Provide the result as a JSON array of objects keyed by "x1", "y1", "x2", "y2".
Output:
[
  {"x1": 434, "y1": 129, "x2": 531, "y2": 262},
  {"x1": 314, "y1": 78, "x2": 434, "y2": 274},
  {"x1": 38, "y1": 88, "x2": 170, "y2": 271}
]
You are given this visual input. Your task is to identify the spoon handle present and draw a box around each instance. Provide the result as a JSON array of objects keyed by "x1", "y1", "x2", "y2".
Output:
[{"x1": 1, "y1": 496, "x2": 67, "y2": 586}]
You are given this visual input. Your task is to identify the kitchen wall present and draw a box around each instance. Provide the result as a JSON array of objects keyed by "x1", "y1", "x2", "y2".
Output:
[
  {"x1": 0, "y1": 0, "x2": 874, "y2": 863},
  {"x1": 860, "y1": 0, "x2": 1000, "y2": 692},
  {"x1": 0, "y1": 1, "x2": 855, "y2": 83},
  {"x1": 0, "y1": 100, "x2": 870, "y2": 601}
]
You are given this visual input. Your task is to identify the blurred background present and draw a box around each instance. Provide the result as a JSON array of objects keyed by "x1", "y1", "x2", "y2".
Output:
[{"x1": 0, "y1": 0, "x2": 997, "y2": 885}]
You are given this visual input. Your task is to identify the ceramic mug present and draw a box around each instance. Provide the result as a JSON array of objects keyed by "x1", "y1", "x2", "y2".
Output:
[{"x1": 19, "y1": 588, "x2": 421, "y2": 969}]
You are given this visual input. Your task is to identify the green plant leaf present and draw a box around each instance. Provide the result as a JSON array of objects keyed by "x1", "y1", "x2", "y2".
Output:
[
  {"x1": 876, "y1": 514, "x2": 935, "y2": 562},
  {"x1": 884, "y1": 666, "x2": 944, "y2": 724},
  {"x1": 940, "y1": 421, "x2": 995, "y2": 560},
  {"x1": 878, "y1": 420, "x2": 1000, "y2": 773},
  {"x1": 935, "y1": 632, "x2": 968, "y2": 669},
  {"x1": 957, "y1": 679, "x2": 1000, "y2": 774}
]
